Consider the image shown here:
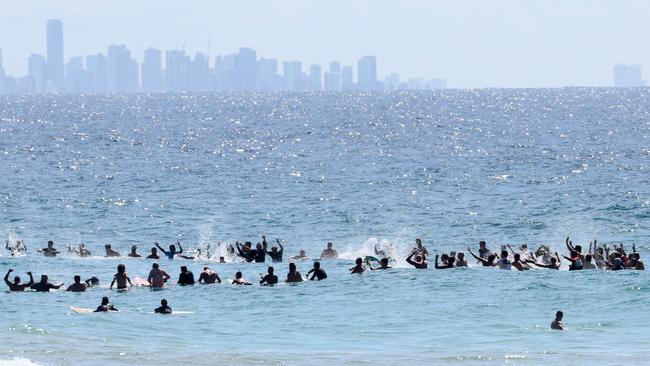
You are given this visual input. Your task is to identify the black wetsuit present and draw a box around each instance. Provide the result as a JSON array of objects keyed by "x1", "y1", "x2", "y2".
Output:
[
  {"x1": 178, "y1": 271, "x2": 195, "y2": 285},
  {"x1": 31, "y1": 282, "x2": 58, "y2": 292},
  {"x1": 308, "y1": 268, "x2": 327, "y2": 280},
  {"x1": 266, "y1": 249, "x2": 283, "y2": 263},
  {"x1": 155, "y1": 305, "x2": 172, "y2": 314}
]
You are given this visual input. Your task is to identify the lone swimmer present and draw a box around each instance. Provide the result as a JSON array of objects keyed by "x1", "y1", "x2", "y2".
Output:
[
  {"x1": 110, "y1": 264, "x2": 133, "y2": 290},
  {"x1": 551, "y1": 311, "x2": 564, "y2": 330}
]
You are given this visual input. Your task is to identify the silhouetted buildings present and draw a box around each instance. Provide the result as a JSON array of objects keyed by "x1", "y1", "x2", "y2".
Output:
[
  {"x1": 0, "y1": 20, "x2": 450, "y2": 94},
  {"x1": 613, "y1": 64, "x2": 646, "y2": 87}
]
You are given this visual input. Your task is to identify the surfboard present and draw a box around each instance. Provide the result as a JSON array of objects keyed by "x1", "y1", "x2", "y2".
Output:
[
  {"x1": 70, "y1": 307, "x2": 94, "y2": 314},
  {"x1": 226, "y1": 279, "x2": 234, "y2": 285},
  {"x1": 147, "y1": 311, "x2": 194, "y2": 314},
  {"x1": 133, "y1": 277, "x2": 150, "y2": 287}
]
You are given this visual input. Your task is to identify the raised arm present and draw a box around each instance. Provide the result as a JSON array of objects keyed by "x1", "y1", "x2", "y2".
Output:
[
  {"x1": 26, "y1": 272, "x2": 34, "y2": 286},
  {"x1": 176, "y1": 241, "x2": 183, "y2": 254},
  {"x1": 566, "y1": 237, "x2": 575, "y2": 252},
  {"x1": 506, "y1": 244, "x2": 516, "y2": 256},
  {"x1": 467, "y1": 247, "x2": 488, "y2": 265},
  {"x1": 262, "y1": 236, "x2": 268, "y2": 251},
  {"x1": 4, "y1": 269, "x2": 12, "y2": 287},
  {"x1": 277, "y1": 240, "x2": 284, "y2": 253},
  {"x1": 154, "y1": 242, "x2": 169, "y2": 255},
  {"x1": 633, "y1": 242, "x2": 637, "y2": 253}
]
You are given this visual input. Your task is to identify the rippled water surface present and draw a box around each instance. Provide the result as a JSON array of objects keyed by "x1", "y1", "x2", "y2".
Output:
[{"x1": 1, "y1": 90, "x2": 650, "y2": 365}]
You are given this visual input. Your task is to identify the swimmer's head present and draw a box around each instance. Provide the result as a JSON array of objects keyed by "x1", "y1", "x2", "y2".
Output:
[
  {"x1": 89, "y1": 277, "x2": 99, "y2": 285},
  {"x1": 268, "y1": 266, "x2": 274, "y2": 274},
  {"x1": 381, "y1": 258, "x2": 389, "y2": 266},
  {"x1": 570, "y1": 250, "x2": 579, "y2": 258},
  {"x1": 151, "y1": 247, "x2": 157, "y2": 253},
  {"x1": 169, "y1": 244, "x2": 176, "y2": 252},
  {"x1": 235, "y1": 271, "x2": 243, "y2": 279},
  {"x1": 574, "y1": 245, "x2": 582, "y2": 253},
  {"x1": 299, "y1": 250, "x2": 306, "y2": 256},
  {"x1": 457, "y1": 252, "x2": 465, "y2": 259},
  {"x1": 13, "y1": 276, "x2": 20, "y2": 284},
  {"x1": 74, "y1": 275, "x2": 81, "y2": 283},
  {"x1": 256, "y1": 243, "x2": 263, "y2": 250},
  {"x1": 585, "y1": 254, "x2": 592, "y2": 263},
  {"x1": 101, "y1": 296, "x2": 109, "y2": 305},
  {"x1": 40, "y1": 274, "x2": 48, "y2": 283},
  {"x1": 555, "y1": 310, "x2": 563, "y2": 320},
  {"x1": 219, "y1": 256, "x2": 225, "y2": 263},
  {"x1": 161, "y1": 298, "x2": 168, "y2": 306},
  {"x1": 327, "y1": 241, "x2": 333, "y2": 249},
  {"x1": 415, "y1": 255, "x2": 422, "y2": 262},
  {"x1": 501, "y1": 250, "x2": 508, "y2": 258},
  {"x1": 131, "y1": 245, "x2": 137, "y2": 252},
  {"x1": 271, "y1": 246, "x2": 278, "y2": 253},
  {"x1": 105, "y1": 244, "x2": 111, "y2": 249},
  {"x1": 514, "y1": 253, "x2": 521, "y2": 261},
  {"x1": 416, "y1": 238, "x2": 422, "y2": 247},
  {"x1": 117, "y1": 264, "x2": 125, "y2": 273},
  {"x1": 479, "y1": 241, "x2": 486, "y2": 248},
  {"x1": 487, "y1": 254, "x2": 496, "y2": 263},
  {"x1": 244, "y1": 242, "x2": 252, "y2": 248},
  {"x1": 47, "y1": 240, "x2": 54, "y2": 248},
  {"x1": 289, "y1": 262, "x2": 297, "y2": 272},
  {"x1": 180, "y1": 266, "x2": 188, "y2": 273},
  {"x1": 153, "y1": 263, "x2": 159, "y2": 269},
  {"x1": 356, "y1": 257, "x2": 363, "y2": 265},
  {"x1": 314, "y1": 261, "x2": 321, "y2": 269}
]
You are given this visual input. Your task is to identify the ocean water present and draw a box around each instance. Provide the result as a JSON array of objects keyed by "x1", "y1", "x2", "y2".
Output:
[{"x1": 1, "y1": 89, "x2": 649, "y2": 365}]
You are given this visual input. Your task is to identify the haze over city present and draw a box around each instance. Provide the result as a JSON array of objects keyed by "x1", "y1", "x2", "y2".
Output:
[{"x1": 1, "y1": 0, "x2": 649, "y2": 88}]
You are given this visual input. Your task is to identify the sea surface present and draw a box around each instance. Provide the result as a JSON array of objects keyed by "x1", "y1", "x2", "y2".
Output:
[{"x1": 1, "y1": 89, "x2": 649, "y2": 366}]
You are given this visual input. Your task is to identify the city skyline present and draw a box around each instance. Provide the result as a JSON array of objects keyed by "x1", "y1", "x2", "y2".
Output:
[
  {"x1": 1, "y1": 0, "x2": 650, "y2": 88},
  {"x1": 0, "y1": 19, "x2": 447, "y2": 94}
]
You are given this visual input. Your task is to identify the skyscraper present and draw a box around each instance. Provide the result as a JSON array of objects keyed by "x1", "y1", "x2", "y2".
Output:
[
  {"x1": 283, "y1": 61, "x2": 303, "y2": 91},
  {"x1": 257, "y1": 57, "x2": 280, "y2": 91},
  {"x1": 309, "y1": 63, "x2": 322, "y2": 90},
  {"x1": 108, "y1": 44, "x2": 137, "y2": 93},
  {"x1": 86, "y1": 53, "x2": 108, "y2": 93},
  {"x1": 165, "y1": 49, "x2": 190, "y2": 92},
  {"x1": 236, "y1": 47, "x2": 257, "y2": 91},
  {"x1": 341, "y1": 66, "x2": 354, "y2": 91},
  {"x1": 614, "y1": 64, "x2": 645, "y2": 87},
  {"x1": 28, "y1": 53, "x2": 47, "y2": 93},
  {"x1": 46, "y1": 19, "x2": 64, "y2": 92},
  {"x1": 142, "y1": 48, "x2": 162, "y2": 92},
  {"x1": 324, "y1": 61, "x2": 341, "y2": 91},
  {"x1": 357, "y1": 55, "x2": 377, "y2": 91},
  {"x1": 65, "y1": 56, "x2": 86, "y2": 93},
  {"x1": 189, "y1": 52, "x2": 210, "y2": 91},
  {"x1": 384, "y1": 72, "x2": 400, "y2": 91}
]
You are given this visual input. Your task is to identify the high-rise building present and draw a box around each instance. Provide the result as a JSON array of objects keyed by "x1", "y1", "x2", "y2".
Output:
[
  {"x1": 324, "y1": 61, "x2": 341, "y2": 91},
  {"x1": 357, "y1": 55, "x2": 377, "y2": 91},
  {"x1": 108, "y1": 44, "x2": 137, "y2": 93},
  {"x1": 257, "y1": 57, "x2": 280, "y2": 91},
  {"x1": 165, "y1": 49, "x2": 190, "y2": 92},
  {"x1": 46, "y1": 19, "x2": 64, "y2": 92},
  {"x1": 341, "y1": 66, "x2": 354, "y2": 91},
  {"x1": 283, "y1": 61, "x2": 303, "y2": 91},
  {"x1": 614, "y1": 64, "x2": 646, "y2": 87},
  {"x1": 65, "y1": 56, "x2": 87, "y2": 93},
  {"x1": 309, "y1": 63, "x2": 322, "y2": 90},
  {"x1": 86, "y1": 53, "x2": 108, "y2": 93},
  {"x1": 236, "y1": 47, "x2": 257, "y2": 91},
  {"x1": 141, "y1": 48, "x2": 162, "y2": 92},
  {"x1": 0, "y1": 47, "x2": 6, "y2": 94},
  {"x1": 189, "y1": 52, "x2": 210, "y2": 92},
  {"x1": 28, "y1": 53, "x2": 47, "y2": 93},
  {"x1": 384, "y1": 72, "x2": 400, "y2": 91}
]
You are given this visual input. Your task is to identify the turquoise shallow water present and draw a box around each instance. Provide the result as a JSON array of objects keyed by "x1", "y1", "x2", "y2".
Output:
[{"x1": 1, "y1": 89, "x2": 650, "y2": 365}]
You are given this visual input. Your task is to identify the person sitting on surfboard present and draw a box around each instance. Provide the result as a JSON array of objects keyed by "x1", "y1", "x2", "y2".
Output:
[
  {"x1": 94, "y1": 296, "x2": 118, "y2": 312},
  {"x1": 155, "y1": 299, "x2": 172, "y2": 314},
  {"x1": 265, "y1": 237, "x2": 284, "y2": 263},
  {"x1": 177, "y1": 266, "x2": 195, "y2": 285},
  {"x1": 320, "y1": 241, "x2": 338, "y2": 259},
  {"x1": 198, "y1": 267, "x2": 221, "y2": 284},
  {"x1": 290, "y1": 249, "x2": 309, "y2": 261},
  {"x1": 104, "y1": 244, "x2": 120, "y2": 257},
  {"x1": 260, "y1": 266, "x2": 278, "y2": 285},
  {"x1": 349, "y1": 258, "x2": 367, "y2": 274},
  {"x1": 110, "y1": 264, "x2": 133, "y2": 290},
  {"x1": 128, "y1": 245, "x2": 141, "y2": 258},
  {"x1": 147, "y1": 263, "x2": 171, "y2": 288},
  {"x1": 38, "y1": 240, "x2": 60, "y2": 257},
  {"x1": 147, "y1": 247, "x2": 160, "y2": 259},
  {"x1": 232, "y1": 271, "x2": 251, "y2": 285},
  {"x1": 406, "y1": 250, "x2": 428, "y2": 269},
  {"x1": 369, "y1": 257, "x2": 391, "y2": 270},
  {"x1": 155, "y1": 241, "x2": 193, "y2": 260},
  {"x1": 66, "y1": 275, "x2": 88, "y2": 292},
  {"x1": 4, "y1": 269, "x2": 33, "y2": 291},
  {"x1": 307, "y1": 261, "x2": 327, "y2": 280},
  {"x1": 31, "y1": 274, "x2": 64, "y2": 292},
  {"x1": 286, "y1": 262, "x2": 304, "y2": 282}
]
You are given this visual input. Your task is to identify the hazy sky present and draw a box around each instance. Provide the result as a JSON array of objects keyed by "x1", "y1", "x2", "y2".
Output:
[{"x1": 0, "y1": 0, "x2": 649, "y2": 88}]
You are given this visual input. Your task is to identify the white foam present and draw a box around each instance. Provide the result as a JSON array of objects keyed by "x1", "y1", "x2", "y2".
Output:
[{"x1": 0, "y1": 358, "x2": 42, "y2": 366}]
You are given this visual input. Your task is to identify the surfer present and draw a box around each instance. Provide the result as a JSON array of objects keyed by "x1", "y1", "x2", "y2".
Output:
[
  {"x1": 147, "y1": 263, "x2": 171, "y2": 288},
  {"x1": 494, "y1": 250, "x2": 512, "y2": 270},
  {"x1": 155, "y1": 241, "x2": 191, "y2": 260},
  {"x1": 477, "y1": 241, "x2": 491, "y2": 259},
  {"x1": 85, "y1": 276, "x2": 100, "y2": 287},
  {"x1": 563, "y1": 250, "x2": 583, "y2": 271},
  {"x1": 368, "y1": 257, "x2": 392, "y2": 270},
  {"x1": 38, "y1": 240, "x2": 60, "y2": 257},
  {"x1": 528, "y1": 252, "x2": 561, "y2": 269},
  {"x1": 31, "y1": 274, "x2": 63, "y2": 292},
  {"x1": 307, "y1": 261, "x2": 328, "y2": 280},
  {"x1": 290, "y1": 249, "x2": 309, "y2": 261},
  {"x1": 198, "y1": 267, "x2": 221, "y2": 284},
  {"x1": 349, "y1": 257, "x2": 367, "y2": 273},
  {"x1": 406, "y1": 251, "x2": 428, "y2": 269},
  {"x1": 128, "y1": 245, "x2": 141, "y2": 258},
  {"x1": 104, "y1": 244, "x2": 120, "y2": 257},
  {"x1": 286, "y1": 262, "x2": 304, "y2": 282},
  {"x1": 177, "y1": 266, "x2": 195, "y2": 285},
  {"x1": 155, "y1": 299, "x2": 172, "y2": 314},
  {"x1": 236, "y1": 241, "x2": 255, "y2": 262},
  {"x1": 455, "y1": 252, "x2": 468, "y2": 267},
  {"x1": 551, "y1": 311, "x2": 564, "y2": 330},
  {"x1": 260, "y1": 266, "x2": 278, "y2": 285},
  {"x1": 265, "y1": 237, "x2": 284, "y2": 263},
  {"x1": 320, "y1": 241, "x2": 339, "y2": 259},
  {"x1": 413, "y1": 238, "x2": 429, "y2": 257},
  {"x1": 232, "y1": 271, "x2": 251, "y2": 285},
  {"x1": 5, "y1": 240, "x2": 26, "y2": 256},
  {"x1": 4, "y1": 269, "x2": 33, "y2": 291},
  {"x1": 66, "y1": 275, "x2": 88, "y2": 292},
  {"x1": 147, "y1": 247, "x2": 160, "y2": 259},
  {"x1": 467, "y1": 247, "x2": 496, "y2": 266},
  {"x1": 110, "y1": 264, "x2": 133, "y2": 290},
  {"x1": 94, "y1": 296, "x2": 118, "y2": 312},
  {"x1": 434, "y1": 254, "x2": 455, "y2": 269}
]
